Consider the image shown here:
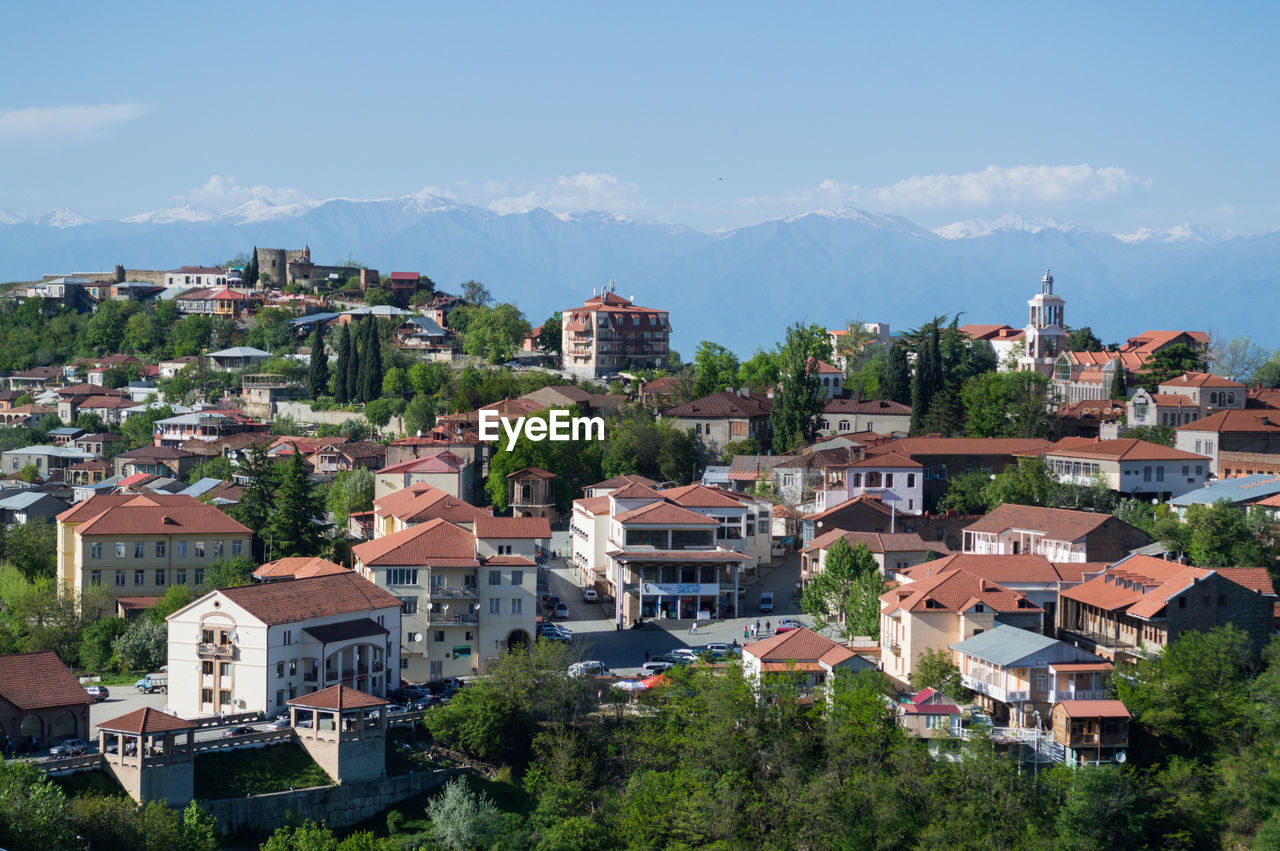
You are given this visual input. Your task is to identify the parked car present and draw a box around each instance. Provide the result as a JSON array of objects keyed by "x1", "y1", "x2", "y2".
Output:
[
  {"x1": 582, "y1": 588, "x2": 599, "y2": 603},
  {"x1": 50, "y1": 738, "x2": 90, "y2": 757},
  {"x1": 261, "y1": 718, "x2": 292, "y2": 732},
  {"x1": 84, "y1": 685, "x2": 110, "y2": 702},
  {"x1": 758, "y1": 592, "x2": 775, "y2": 613},
  {"x1": 546, "y1": 594, "x2": 562, "y2": 610},
  {"x1": 568, "y1": 660, "x2": 611, "y2": 678},
  {"x1": 104, "y1": 739, "x2": 137, "y2": 756},
  {"x1": 652, "y1": 653, "x2": 692, "y2": 665},
  {"x1": 640, "y1": 661, "x2": 674, "y2": 676},
  {"x1": 669, "y1": 648, "x2": 699, "y2": 661},
  {"x1": 775, "y1": 618, "x2": 802, "y2": 634},
  {"x1": 220, "y1": 725, "x2": 260, "y2": 739},
  {"x1": 538, "y1": 622, "x2": 572, "y2": 639},
  {"x1": 425, "y1": 678, "x2": 465, "y2": 692},
  {"x1": 703, "y1": 643, "x2": 741, "y2": 658},
  {"x1": 553, "y1": 602, "x2": 570, "y2": 619}
]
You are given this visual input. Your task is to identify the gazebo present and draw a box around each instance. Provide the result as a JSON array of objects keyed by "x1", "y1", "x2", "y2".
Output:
[
  {"x1": 287, "y1": 685, "x2": 389, "y2": 782},
  {"x1": 97, "y1": 706, "x2": 198, "y2": 804}
]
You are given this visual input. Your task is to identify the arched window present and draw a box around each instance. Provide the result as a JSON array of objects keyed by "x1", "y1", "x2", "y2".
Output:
[
  {"x1": 851, "y1": 473, "x2": 862, "y2": 488},
  {"x1": 866, "y1": 471, "x2": 883, "y2": 488},
  {"x1": 1228, "y1": 393, "x2": 1236, "y2": 405},
  {"x1": 50, "y1": 710, "x2": 77, "y2": 741},
  {"x1": 1210, "y1": 392, "x2": 1219, "y2": 406},
  {"x1": 19, "y1": 714, "x2": 42, "y2": 741}
]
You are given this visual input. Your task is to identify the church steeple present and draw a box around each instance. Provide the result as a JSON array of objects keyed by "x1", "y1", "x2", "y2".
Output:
[{"x1": 1019, "y1": 269, "x2": 1067, "y2": 375}]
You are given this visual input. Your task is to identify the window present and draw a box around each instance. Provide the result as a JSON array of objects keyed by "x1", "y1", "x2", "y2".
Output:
[
  {"x1": 90, "y1": 570, "x2": 101, "y2": 585},
  {"x1": 1156, "y1": 466, "x2": 1165, "y2": 482},
  {"x1": 218, "y1": 690, "x2": 231, "y2": 707},
  {"x1": 1194, "y1": 440, "x2": 1202, "y2": 453},
  {"x1": 399, "y1": 596, "x2": 418, "y2": 615},
  {"x1": 489, "y1": 570, "x2": 501, "y2": 585},
  {"x1": 155, "y1": 569, "x2": 166, "y2": 586},
  {"x1": 1178, "y1": 596, "x2": 1187, "y2": 608},
  {"x1": 277, "y1": 690, "x2": 284, "y2": 707},
  {"x1": 134, "y1": 541, "x2": 145, "y2": 558},
  {"x1": 219, "y1": 662, "x2": 230, "y2": 677},
  {"x1": 388, "y1": 568, "x2": 419, "y2": 585},
  {"x1": 194, "y1": 569, "x2": 204, "y2": 586},
  {"x1": 433, "y1": 631, "x2": 445, "y2": 642},
  {"x1": 134, "y1": 569, "x2": 145, "y2": 586},
  {"x1": 512, "y1": 598, "x2": 523, "y2": 615},
  {"x1": 489, "y1": 599, "x2": 501, "y2": 614},
  {"x1": 289, "y1": 660, "x2": 297, "y2": 675},
  {"x1": 1196, "y1": 465, "x2": 1204, "y2": 476},
  {"x1": 511, "y1": 570, "x2": 523, "y2": 586},
  {"x1": 1182, "y1": 465, "x2": 1190, "y2": 475},
  {"x1": 1143, "y1": 466, "x2": 1152, "y2": 482},
  {"x1": 114, "y1": 570, "x2": 125, "y2": 586},
  {"x1": 937, "y1": 466, "x2": 947, "y2": 480},
  {"x1": 839, "y1": 420, "x2": 850, "y2": 432},
  {"x1": 282, "y1": 630, "x2": 292, "y2": 646},
  {"x1": 202, "y1": 628, "x2": 215, "y2": 644},
  {"x1": 176, "y1": 569, "x2": 186, "y2": 586},
  {"x1": 195, "y1": 541, "x2": 205, "y2": 558},
  {"x1": 400, "y1": 658, "x2": 409, "y2": 670},
  {"x1": 177, "y1": 541, "x2": 187, "y2": 558},
  {"x1": 277, "y1": 662, "x2": 285, "y2": 679},
  {"x1": 202, "y1": 688, "x2": 213, "y2": 704},
  {"x1": 213, "y1": 540, "x2": 223, "y2": 558},
  {"x1": 1036, "y1": 674, "x2": 1047, "y2": 692},
  {"x1": 884, "y1": 474, "x2": 894, "y2": 488},
  {"x1": 232, "y1": 540, "x2": 242, "y2": 556},
  {"x1": 155, "y1": 541, "x2": 166, "y2": 558},
  {"x1": 202, "y1": 660, "x2": 213, "y2": 675},
  {"x1": 923, "y1": 466, "x2": 932, "y2": 479},
  {"x1": 116, "y1": 542, "x2": 126, "y2": 558},
  {"x1": 782, "y1": 474, "x2": 795, "y2": 488},
  {"x1": 91, "y1": 542, "x2": 101, "y2": 559},
  {"x1": 907, "y1": 474, "x2": 916, "y2": 487},
  {"x1": 695, "y1": 423, "x2": 703, "y2": 435}
]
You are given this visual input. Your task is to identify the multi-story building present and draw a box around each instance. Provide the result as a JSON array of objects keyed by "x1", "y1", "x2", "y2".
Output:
[
  {"x1": 374, "y1": 452, "x2": 476, "y2": 501},
  {"x1": 1056, "y1": 555, "x2": 1276, "y2": 662},
  {"x1": 819, "y1": 398, "x2": 911, "y2": 437},
  {"x1": 561, "y1": 287, "x2": 670, "y2": 379},
  {"x1": 371, "y1": 483, "x2": 489, "y2": 538},
  {"x1": 1026, "y1": 437, "x2": 1210, "y2": 499},
  {"x1": 663, "y1": 390, "x2": 773, "y2": 463},
  {"x1": 166, "y1": 572, "x2": 402, "y2": 719},
  {"x1": 815, "y1": 451, "x2": 925, "y2": 515},
  {"x1": 57, "y1": 493, "x2": 251, "y2": 601},
  {"x1": 1017, "y1": 270, "x2": 1068, "y2": 375},
  {"x1": 801, "y1": 529, "x2": 948, "y2": 583},
  {"x1": 860, "y1": 437, "x2": 1055, "y2": 510},
  {"x1": 1, "y1": 444, "x2": 98, "y2": 479},
  {"x1": 351, "y1": 516, "x2": 547, "y2": 681},
  {"x1": 1175, "y1": 409, "x2": 1280, "y2": 477},
  {"x1": 153, "y1": 411, "x2": 253, "y2": 447},
  {"x1": 165, "y1": 266, "x2": 230, "y2": 289},
  {"x1": 507, "y1": 466, "x2": 558, "y2": 523},
  {"x1": 961, "y1": 503, "x2": 1149, "y2": 563}
]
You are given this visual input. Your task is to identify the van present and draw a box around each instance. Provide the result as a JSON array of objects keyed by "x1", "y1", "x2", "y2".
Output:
[
  {"x1": 759, "y1": 592, "x2": 775, "y2": 613},
  {"x1": 568, "y1": 660, "x2": 611, "y2": 678}
]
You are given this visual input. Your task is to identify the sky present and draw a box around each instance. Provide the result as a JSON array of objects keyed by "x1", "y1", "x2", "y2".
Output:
[{"x1": 2, "y1": 1, "x2": 1277, "y2": 234}]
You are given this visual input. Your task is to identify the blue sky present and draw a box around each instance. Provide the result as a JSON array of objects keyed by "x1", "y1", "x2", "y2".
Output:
[{"x1": 2, "y1": 1, "x2": 1277, "y2": 234}]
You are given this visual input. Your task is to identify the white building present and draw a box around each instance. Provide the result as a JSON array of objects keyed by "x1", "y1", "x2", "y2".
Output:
[
  {"x1": 1017, "y1": 270, "x2": 1067, "y2": 375},
  {"x1": 164, "y1": 266, "x2": 230, "y2": 289},
  {"x1": 166, "y1": 572, "x2": 402, "y2": 719},
  {"x1": 814, "y1": 451, "x2": 924, "y2": 515}
]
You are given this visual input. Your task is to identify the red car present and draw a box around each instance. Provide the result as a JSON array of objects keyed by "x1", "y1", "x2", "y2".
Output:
[{"x1": 774, "y1": 618, "x2": 802, "y2": 634}]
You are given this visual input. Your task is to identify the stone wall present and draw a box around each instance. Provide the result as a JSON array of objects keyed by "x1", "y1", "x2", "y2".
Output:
[
  {"x1": 274, "y1": 401, "x2": 368, "y2": 427},
  {"x1": 204, "y1": 769, "x2": 461, "y2": 835}
]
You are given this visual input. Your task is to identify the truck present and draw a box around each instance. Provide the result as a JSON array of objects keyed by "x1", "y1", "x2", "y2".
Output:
[{"x1": 134, "y1": 673, "x2": 167, "y2": 694}]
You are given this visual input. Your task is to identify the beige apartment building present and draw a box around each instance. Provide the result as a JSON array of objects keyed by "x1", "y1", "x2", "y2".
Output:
[
  {"x1": 561, "y1": 288, "x2": 670, "y2": 379},
  {"x1": 57, "y1": 494, "x2": 251, "y2": 601}
]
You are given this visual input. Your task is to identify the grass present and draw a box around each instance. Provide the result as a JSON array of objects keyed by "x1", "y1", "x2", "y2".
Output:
[
  {"x1": 51, "y1": 770, "x2": 128, "y2": 798},
  {"x1": 193, "y1": 743, "x2": 331, "y2": 799}
]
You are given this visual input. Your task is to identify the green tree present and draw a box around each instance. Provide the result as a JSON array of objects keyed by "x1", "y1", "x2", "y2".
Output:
[
  {"x1": 147, "y1": 583, "x2": 196, "y2": 623},
  {"x1": 83, "y1": 300, "x2": 126, "y2": 353},
  {"x1": 461, "y1": 279, "x2": 493, "y2": 306},
  {"x1": 229, "y1": 445, "x2": 275, "y2": 559},
  {"x1": 536, "y1": 311, "x2": 563, "y2": 354},
  {"x1": 801, "y1": 539, "x2": 882, "y2": 639},
  {"x1": 910, "y1": 325, "x2": 942, "y2": 434},
  {"x1": 264, "y1": 449, "x2": 322, "y2": 558},
  {"x1": 463, "y1": 303, "x2": 531, "y2": 364},
  {"x1": 79, "y1": 615, "x2": 128, "y2": 671},
  {"x1": 333, "y1": 323, "x2": 351, "y2": 404},
  {"x1": 185, "y1": 455, "x2": 233, "y2": 484},
  {"x1": 381, "y1": 365, "x2": 408, "y2": 399},
  {"x1": 403, "y1": 392, "x2": 437, "y2": 436},
  {"x1": 427, "y1": 777, "x2": 500, "y2": 851},
  {"x1": 909, "y1": 646, "x2": 967, "y2": 701},
  {"x1": 344, "y1": 322, "x2": 362, "y2": 403},
  {"x1": 961, "y1": 371, "x2": 1056, "y2": 439},
  {"x1": 1065, "y1": 326, "x2": 1105, "y2": 352},
  {"x1": 113, "y1": 618, "x2": 167, "y2": 671},
  {"x1": 985, "y1": 456, "x2": 1059, "y2": 509},
  {"x1": 693, "y1": 341, "x2": 741, "y2": 397},
  {"x1": 1141, "y1": 343, "x2": 1208, "y2": 389},
  {"x1": 169, "y1": 314, "x2": 213, "y2": 358},
  {"x1": 1123, "y1": 424, "x2": 1175, "y2": 446},
  {"x1": 937, "y1": 470, "x2": 993, "y2": 514},
  {"x1": 247, "y1": 307, "x2": 294, "y2": 353},
  {"x1": 1110, "y1": 363, "x2": 1127, "y2": 400},
  {"x1": 359, "y1": 317, "x2": 383, "y2": 402},
  {"x1": 260, "y1": 820, "x2": 339, "y2": 851},
  {"x1": 245, "y1": 246, "x2": 259, "y2": 286},
  {"x1": 0, "y1": 516, "x2": 57, "y2": 579},
  {"x1": 770, "y1": 322, "x2": 828, "y2": 452},
  {"x1": 326, "y1": 468, "x2": 374, "y2": 528},
  {"x1": 737, "y1": 348, "x2": 781, "y2": 394},
  {"x1": 881, "y1": 345, "x2": 912, "y2": 404},
  {"x1": 0, "y1": 760, "x2": 76, "y2": 849},
  {"x1": 200, "y1": 556, "x2": 256, "y2": 591},
  {"x1": 181, "y1": 800, "x2": 220, "y2": 851},
  {"x1": 1056, "y1": 765, "x2": 1148, "y2": 851},
  {"x1": 307, "y1": 323, "x2": 329, "y2": 398}
]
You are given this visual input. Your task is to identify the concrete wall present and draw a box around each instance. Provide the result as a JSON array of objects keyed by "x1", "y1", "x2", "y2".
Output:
[
  {"x1": 204, "y1": 769, "x2": 460, "y2": 835},
  {"x1": 274, "y1": 401, "x2": 367, "y2": 428}
]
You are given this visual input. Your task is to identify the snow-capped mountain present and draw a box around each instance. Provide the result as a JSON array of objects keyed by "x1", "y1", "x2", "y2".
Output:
[
  {"x1": 31, "y1": 208, "x2": 92, "y2": 228},
  {"x1": 1115, "y1": 223, "x2": 1235, "y2": 244},
  {"x1": 0, "y1": 209, "x2": 24, "y2": 226},
  {"x1": 0, "y1": 194, "x2": 1276, "y2": 354}
]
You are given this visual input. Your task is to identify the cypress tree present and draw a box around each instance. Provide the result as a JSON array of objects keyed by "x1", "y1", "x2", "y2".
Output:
[
  {"x1": 882, "y1": 345, "x2": 911, "y2": 404},
  {"x1": 264, "y1": 448, "x2": 320, "y2": 558},
  {"x1": 308, "y1": 323, "x2": 330, "y2": 398},
  {"x1": 246, "y1": 247, "x2": 259, "y2": 286},
  {"x1": 345, "y1": 321, "x2": 361, "y2": 403},
  {"x1": 228, "y1": 445, "x2": 275, "y2": 561},
  {"x1": 1110, "y1": 362, "x2": 1127, "y2": 401},
  {"x1": 333, "y1": 323, "x2": 351, "y2": 404},
  {"x1": 362, "y1": 317, "x2": 384, "y2": 403}
]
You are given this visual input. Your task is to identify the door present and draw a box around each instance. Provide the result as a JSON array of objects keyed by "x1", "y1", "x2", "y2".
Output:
[{"x1": 429, "y1": 661, "x2": 443, "y2": 680}]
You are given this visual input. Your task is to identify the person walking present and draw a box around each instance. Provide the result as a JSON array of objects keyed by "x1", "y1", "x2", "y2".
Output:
[
  {"x1": 764, "y1": 620, "x2": 771, "y2": 634},
  {"x1": 689, "y1": 621, "x2": 698, "y2": 636},
  {"x1": 644, "y1": 650, "x2": 650, "y2": 663},
  {"x1": 743, "y1": 624, "x2": 750, "y2": 640}
]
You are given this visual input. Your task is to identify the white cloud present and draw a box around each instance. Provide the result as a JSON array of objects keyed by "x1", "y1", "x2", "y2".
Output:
[
  {"x1": 487, "y1": 172, "x2": 644, "y2": 215},
  {"x1": 181, "y1": 174, "x2": 309, "y2": 208},
  {"x1": 0, "y1": 102, "x2": 150, "y2": 137},
  {"x1": 726, "y1": 164, "x2": 1150, "y2": 217}
]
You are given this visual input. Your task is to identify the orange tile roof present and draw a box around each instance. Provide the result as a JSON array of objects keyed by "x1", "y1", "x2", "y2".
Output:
[
  {"x1": 659, "y1": 483, "x2": 745, "y2": 508},
  {"x1": 745, "y1": 627, "x2": 857, "y2": 667},
  {"x1": 574, "y1": 495, "x2": 612, "y2": 515},
  {"x1": 1177, "y1": 409, "x2": 1280, "y2": 434},
  {"x1": 846, "y1": 451, "x2": 921, "y2": 469},
  {"x1": 823, "y1": 398, "x2": 911, "y2": 415},
  {"x1": 373, "y1": 484, "x2": 489, "y2": 525},
  {"x1": 609, "y1": 481, "x2": 664, "y2": 500},
  {"x1": 287, "y1": 684, "x2": 387, "y2": 711},
  {"x1": 1056, "y1": 699, "x2": 1130, "y2": 718},
  {"x1": 803, "y1": 528, "x2": 946, "y2": 555},
  {"x1": 866, "y1": 437, "x2": 1055, "y2": 457},
  {"x1": 1048, "y1": 662, "x2": 1114, "y2": 673},
  {"x1": 98, "y1": 706, "x2": 197, "y2": 734},
  {"x1": 218, "y1": 572, "x2": 402, "y2": 625},
  {"x1": 664, "y1": 390, "x2": 772, "y2": 419},
  {"x1": 473, "y1": 515, "x2": 551, "y2": 539},
  {"x1": 964, "y1": 503, "x2": 1117, "y2": 541},
  {"x1": 1160, "y1": 372, "x2": 1243, "y2": 389},
  {"x1": 614, "y1": 501, "x2": 716, "y2": 526},
  {"x1": 0, "y1": 650, "x2": 91, "y2": 710},
  {"x1": 585, "y1": 473, "x2": 659, "y2": 492},
  {"x1": 352, "y1": 518, "x2": 477, "y2": 566},
  {"x1": 804, "y1": 493, "x2": 894, "y2": 522},
  {"x1": 902, "y1": 553, "x2": 1101, "y2": 585},
  {"x1": 507, "y1": 466, "x2": 556, "y2": 480},
  {"x1": 1035, "y1": 437, "x2": 1208, "y2": 462},
  {"x1": 254, "y1": 557, "x2": 348, "y2": 580},
  {"x1": 880, "y1": 569, "x2": 1040, "y2": 615},
  {"x1": 74, "y1": 495, "x2": 250, "y2": 537}
]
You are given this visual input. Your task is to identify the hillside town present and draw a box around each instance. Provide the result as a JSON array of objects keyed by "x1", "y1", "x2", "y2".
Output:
[{"x1": 0, "y1": 242, "x2": 1278, "y2": 847}]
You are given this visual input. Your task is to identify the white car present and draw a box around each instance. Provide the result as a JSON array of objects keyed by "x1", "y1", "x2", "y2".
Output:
[
  {"x1": 640, "y1": 661, "x2": 674, "y2": 676},
  {"x1": 669, "y1": 648, "x2": 699, "y2": 661},
  {"x1": 568, "y1": 660, "x2": 611, "y2": 678},
  {"x1": 703, "y1": 643, "x2": 741, "y2": 657}
]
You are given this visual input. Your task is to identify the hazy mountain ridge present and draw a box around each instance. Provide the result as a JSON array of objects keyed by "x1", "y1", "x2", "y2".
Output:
[{"x1": 1, "y1": 196, "x2": 1276, "y2": 355}]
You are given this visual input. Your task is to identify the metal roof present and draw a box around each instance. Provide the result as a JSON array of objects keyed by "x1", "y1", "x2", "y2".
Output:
[
  {"x1": 948, "y1": 624, "x2": 1063, "y2": 667},
  {"x1": 1169, "y1": 473, "x2": 1280, "y2": 507}
]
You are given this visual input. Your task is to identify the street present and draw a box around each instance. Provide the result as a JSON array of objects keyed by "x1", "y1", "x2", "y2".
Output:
[{"x1": 540, "y1": 549, "x2": 812, "y2": 676}]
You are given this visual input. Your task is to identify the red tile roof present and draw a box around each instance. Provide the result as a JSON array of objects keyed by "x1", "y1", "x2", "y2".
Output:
[
  {"x1": 287, "y1": 684, "x2": 387, "y2": 710},
  {"x1": 846, "y1": 451, "x2": 921, "y2": 469},
  {"x1": 373, "y1": 484, "x2": 489, "y2": 525},
  {"x1": 473, "y1": 515, "x2": 551, "y2": 539},
  {"x1": 823, "y1": 398, "x2": 911, "y2": 415},
  {"x1": 663, "y1": 390, "x2": 772, "y2": 419},
  {"x1": 866, "y1": 437, "x2": 1055, "y2": 458},
  {"x1": 1121, "y1": 330, "x2": 1209, "y2": 354},
  {"x1": 1034, "y1": 437, "x2": 1208, "y2": 462},
  {"x1": 352, "y1": 518, "x2": 477, "y2": 566},
  {"x1": 609, "y1": 481, "x2": 664, "y2": 500},
  {"x1": 901, "y1": 554, "x2": 1097, "y2": 585},
  {"x1": 803, "y1": 529, "x2": 947, "y2": 556},
  {"x1": 0, "y1": 651, "x2": 91, "y2": 710},
  {"x1": 606, "y1": 549, "x2": 745, "y2": 562},
  {"x1": 1160, "y1": 372, "x2": 1243, "y2": 390},
  {"x1": 585, "y1": 473, "x2": 659, "y2": 492},
  {"x1": 377, "y1": 452, "x2": 466, "y2": 475},
  {"x1": 507, "y1": 466, "x2": 556, "y2": 480},
  {"x1": 614, "y1": 501, "x2": 716, "y2": 526},
  {"x1": 1178, "y1": 409, "x2": 1280, "y2": 434},
  {"x1": 254, "y1": 557, "x2": 348, "y2": 580},
  {"x1": 74, "y1": 494, "x2": 250, "y2": 537},
  {"x1": 98, "y1": 706, "x2": 197, "y2": 734},
  {"x1": 880, "y1": 569, "x2": 1041, "y2": 615},
  {"x1": 218, "y1": 572, "x2": 402, "y2": 625},
  {"x1": 745, "y1": 626, "x2": 857, "y2": 667},
  {"x1": 964, "y1": 503, "x2": 1117, "y2": 541},
  {"x1": 660, "y1": 483, "x2": 745, "y2": 508}
]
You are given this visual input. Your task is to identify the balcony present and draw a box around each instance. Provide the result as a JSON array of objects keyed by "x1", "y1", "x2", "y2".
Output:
[
  {"x1": 429, "y1": 613, "x2": 480, "y2": 626},
  {"x1": 197, "y1": 643, "x2": 234, "y2": 658},
  {"x1": 1067, "y1": 732, "x2": 1128, "y2": 747},
  {"x1": 429, "y1": 585, "x2": 478, "y2": 599},
  {"x1": 1047, "y1": 688, "x2": 1105, "y2": 703},
  {"x1": 961, "y1": 673, "x2": 1028, "y2": 703}
]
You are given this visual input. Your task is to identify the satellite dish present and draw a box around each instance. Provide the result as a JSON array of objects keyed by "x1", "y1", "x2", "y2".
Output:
[{"x1": 1115, "y1": 751, "x2": 1127, "y2": 764}]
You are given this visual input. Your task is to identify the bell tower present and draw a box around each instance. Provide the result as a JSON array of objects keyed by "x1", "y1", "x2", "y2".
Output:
[{"x1": 1018, "y1": 269, "x2": 1067, "y2": 375}]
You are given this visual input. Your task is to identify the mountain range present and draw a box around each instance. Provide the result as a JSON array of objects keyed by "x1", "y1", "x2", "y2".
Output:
[{"x1": 1, "y1": 193, "x2": 1276, "y2": 356}]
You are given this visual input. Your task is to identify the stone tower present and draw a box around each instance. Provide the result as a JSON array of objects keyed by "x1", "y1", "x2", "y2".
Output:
[{"x1": 1018, "y1": 269, "x2": 1067, "y2": 376}]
